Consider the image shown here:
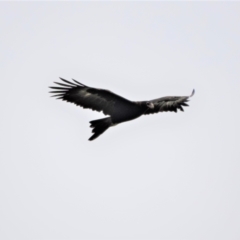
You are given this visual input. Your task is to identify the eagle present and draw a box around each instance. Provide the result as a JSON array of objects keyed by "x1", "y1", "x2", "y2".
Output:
[{"x1": 50, "y1": 78, "x2": 195, "y2": 141}]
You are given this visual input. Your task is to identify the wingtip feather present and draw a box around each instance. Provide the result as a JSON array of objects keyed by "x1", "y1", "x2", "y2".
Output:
[
  {"x1": 59, "y1": 77, "x2": 78, "y2": 86},
  {"x1": 72, "y1": 78, "x2": 85, "y2": 86},
  {"x1": 190, "y1": 89, "x2": 195, "y2": 97}
]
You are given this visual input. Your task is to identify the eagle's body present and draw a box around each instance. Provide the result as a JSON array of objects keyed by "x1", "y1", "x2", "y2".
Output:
[{"x1": 50, "y1": 78, "x2": 195, "y2": 141}]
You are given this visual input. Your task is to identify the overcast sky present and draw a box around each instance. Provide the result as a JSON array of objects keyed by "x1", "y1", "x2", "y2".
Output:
[{"x1": 1, "y1": 2, "x2": 240, "y2": 240}]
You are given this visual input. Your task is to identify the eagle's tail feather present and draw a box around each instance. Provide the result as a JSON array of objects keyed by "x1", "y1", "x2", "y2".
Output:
[{"x1": 89, "y1": 117, "x2": 112, "y2": 141}]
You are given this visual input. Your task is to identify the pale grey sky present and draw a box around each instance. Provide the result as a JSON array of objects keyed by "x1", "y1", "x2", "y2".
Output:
[{"x1": 1, "y1": 2, "x2": 240, "y2": 240}]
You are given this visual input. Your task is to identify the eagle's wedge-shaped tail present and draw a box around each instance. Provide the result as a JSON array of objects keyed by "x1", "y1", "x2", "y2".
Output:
[{"x1": 89, "y1": 117, "x2": 112, "y2": 141}]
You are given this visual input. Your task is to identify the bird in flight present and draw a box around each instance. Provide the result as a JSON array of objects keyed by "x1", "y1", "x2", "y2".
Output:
[{"x1": 50, "y1": 78, "x2": 195, "y2": 141}]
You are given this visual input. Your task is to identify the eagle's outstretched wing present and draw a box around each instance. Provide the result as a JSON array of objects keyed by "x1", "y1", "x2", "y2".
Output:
[
  {"x1": 49, "y1": 78, "x2": 135, "y2": 117},
  {"x1": 144, "y1": 89, "x2": 195, "y2": 115}
]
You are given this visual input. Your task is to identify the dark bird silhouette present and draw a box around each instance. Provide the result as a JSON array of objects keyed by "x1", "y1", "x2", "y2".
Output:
[{"x1": 50, "y1": 78, "x2": 195, "y2": 141}]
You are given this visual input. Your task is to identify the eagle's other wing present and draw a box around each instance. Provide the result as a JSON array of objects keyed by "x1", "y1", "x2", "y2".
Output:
[
  {"x1": 49, "y1": 78, "x2": 135, "y2": 117},
  {"x1": 144, "y1": 89, "x2": 195, "y2": 115}
]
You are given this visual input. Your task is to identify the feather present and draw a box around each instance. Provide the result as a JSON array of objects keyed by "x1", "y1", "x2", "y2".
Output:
[
  {"x1": 72, "y1": 78, "x2": 85, "y2": 86},
  {"x1": 51, "y1": 94, "x2": 64, "y2": 98},
  {"x1": 49, "y1": 91, "x2": 66, "y2": 93},
  {"x1": 49, "y1": 86, "x2": 69, "y2": 90},
  {"x1": 54, "y1": 82, "x2": 73, "y2": 88},
  {"x1": 59, "y1": 77, "x2": 78, "y2": 86}
]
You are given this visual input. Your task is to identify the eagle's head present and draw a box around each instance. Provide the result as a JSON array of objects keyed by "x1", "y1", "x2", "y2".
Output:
[{"x1": 146, "y1": 101, "x2": 154, "y2": 109}]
